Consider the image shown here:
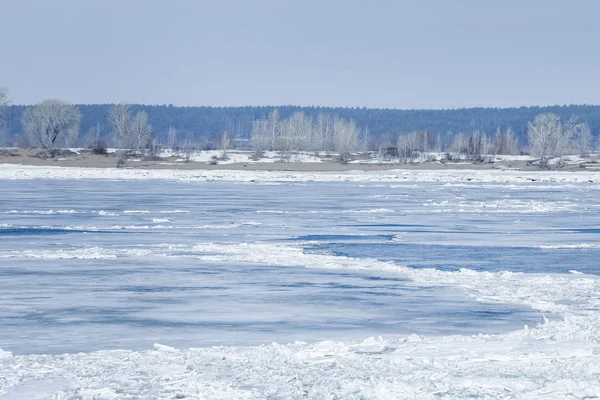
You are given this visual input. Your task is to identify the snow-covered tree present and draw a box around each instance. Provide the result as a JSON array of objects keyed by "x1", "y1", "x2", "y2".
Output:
[{"x1": 21, "y1": 100, "x2": 81, "y2": 150}]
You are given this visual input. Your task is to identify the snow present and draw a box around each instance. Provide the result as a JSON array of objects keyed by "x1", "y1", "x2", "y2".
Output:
[
  {"x1": 0, "y1": 240, "x2": 599, "y2": 399},
  {"x1": 540, "y1": 243, "x2": 600, "y2": 249},
  {"x1": 493, "y1": 154, "x2": 536, "y2": 162},
  {"x1": 1, "y1": 175, "x2": 600, "y2": 398},
  {"x1": 1, "y1": 163, "x2": 600, "y2": 183},
  {"x1": 158, "y1": 149, "x2": 324, "y2": 164},
  {"x1": 422, "y1": 199, "x2": 577, "y2": 213},
  {"x1": 548, "y1": 155, "x2": 586, "y2": 165}
]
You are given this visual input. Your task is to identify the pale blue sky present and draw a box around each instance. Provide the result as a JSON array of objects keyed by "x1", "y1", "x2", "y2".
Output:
[{"x1": 1, "y1": 0, "x2": 599, "y2": 108}]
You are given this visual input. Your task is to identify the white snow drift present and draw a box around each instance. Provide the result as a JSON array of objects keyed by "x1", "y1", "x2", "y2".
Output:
[{"x1": 1, "y1": 163, "x2": 600, "y2": 183}]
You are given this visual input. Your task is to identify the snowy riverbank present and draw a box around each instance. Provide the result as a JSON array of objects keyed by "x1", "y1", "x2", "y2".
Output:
[{"x1": 1, "y1": 163, "x2": 600, "y2": 183}]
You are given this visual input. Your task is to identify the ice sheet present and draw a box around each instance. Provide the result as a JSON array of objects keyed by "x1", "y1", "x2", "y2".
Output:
[{"x1": 1, "y1": 176, "x2": 599, "y2": 398}]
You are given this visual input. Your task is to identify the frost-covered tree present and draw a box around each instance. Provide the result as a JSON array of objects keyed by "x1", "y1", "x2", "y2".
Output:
[
  {"x1": 527, "y1": 113, "x2": 581, "y2": 165},
  {"x1": 130, "y1": 111, "x2": 153, "y2": 149},
  {"x1": 80, "y1": 122, "x2": 103, "y2": 149},
  {"x1": 527, "y1": 113, "x2": 560, "y2": 165},
  {"x1": 397, "y1": 132, "x2": 419, "y2": 162},
  {"x1": 281, "y1": 112, "x2": 312, "y2": 152},
  {"x1": 451, "y1": 132, "x2": 465, "y2": 157},
  {"x1": 493, "y1": 128, "x2": 520, "y2": 155},
  {"x1": 21, "y1": 100, "x2": 81, "y2": 150},
  {"x1": 573, "y1": 121, "x2": 592, "y2": 156},
  {"x1": 109, "y1": 103, "x2": 133, "y2": 149},
  {"x1": 360, "y1": 126, "x2": 370, "y2": 152},
  {"x1": 218, "y1": 131, "x2": 232, "y2": 159},
  {"x1": 465, "y1": 130, "x2": 492, "y2": 161},
  {"x1": 167, "y1": 126, "x2": 177, "y2": 149},
  {"x1": 0, "y1": 87, "x2": 10, "y2": 146},
  {"x1": 267, "y1": 109, "x2": 280, "y2": 150},
  {"x1": 316, "y1": 113, "x2": 332, "y2": 151},
  {"x1": 109, "y1": 103, "x2": 152, "y2": 150},
  {"x1": 333, "y1": 117, "x2": 360, "y2": 159},
  {"x1": 250, "y1": 111, "x2": 363, "y2": 157},
  {"x1": 554, "y1": 117, "x2": 578, "y2": 160},
  {"x1": 0, "y1": 87, "x2": 9, "y2": 132},
  {"x1": 251, "y1": 119, "x2": 270, "y2": 153}
]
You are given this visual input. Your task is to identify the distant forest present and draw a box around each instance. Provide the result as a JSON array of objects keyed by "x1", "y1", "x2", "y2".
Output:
[{"x1": 3, "y1": 104, "x2": 600, "y2": 148}]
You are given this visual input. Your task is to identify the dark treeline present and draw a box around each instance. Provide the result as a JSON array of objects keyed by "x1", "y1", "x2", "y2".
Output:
[{"x1": 4, "y1": 104, "x2": 600, "y2": 147}]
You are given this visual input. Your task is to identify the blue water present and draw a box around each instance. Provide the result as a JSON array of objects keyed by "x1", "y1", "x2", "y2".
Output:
[
  {"x1": 1, "y1": 179, "x2": 599, "y2": 354},
  {"x1": 305, "y1": 242, "x2": 600, "y2": 274}
]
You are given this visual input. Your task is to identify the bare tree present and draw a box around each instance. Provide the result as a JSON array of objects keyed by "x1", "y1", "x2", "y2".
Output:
[
  {"x1": 180, "y1": 131, "x2": 197, "y2": 162},
  {"x1": 360, "y1": 126, "x2": 370, "y2": 152},
  {"x1": 0, "y1": 87, "x2": 9, "y2": 132},
  {"x1": 316, "y1": 113, "x2": 332, "y2": 151},
  {"x1": 249, "y1": 111, "x2": 363, "y2": 159},
  {"x1": 80, "y1": 123, "x2": 106, "y2": 152},
  {"x1": 218, "y1": 131, "x2": 232, "y2": 159},
  {"x1": 397, "y1": 132, "x2": 419, "y2": 163},
  {"x1": 181, "y1": 139, "x2": 195, "y2": 162},
  {"x1": 21, "y1": 100, "x2": 81, "y2": 151},
  {"x1": 555, "y1": 117, "x2": 578, "y2": 161},
  {"x1": 435, "y1": 133, "x2": 443, "y2": 153},
  {"x1": 109, "y1": 103, "x2": 152, "y2": 150},
  {"x1": 451, "y1": 132, "x2": 466, "y2": 158},
  {"x1": 267, "y1": 109, "x2": 280, "y2": 150},
  {"x1": 280, "y1": 112, "x2": 312, "y2": 152},
  {"x1": 130, "y1": 111, "x2": 153, "y2": 150},
  {"x1": 466, "y1": 130, "x2": 491, "y2": 162},
  {"x1": 167, "y1": 126, "x2": 177, "y2": 149},
  {"x1": 574, "y1": 121, "x2": 592, "y2": 156},
  {"x1": 251, "y1": 119, "x2": 270, "y2": 154},
  {"x1": 333, "y1": 117, "x2": 360, "y2": 161},
  {"x1": 493, "y1": 127, "x2": 519, "y2": 155},
  {"x1": 527, "y1": 113, "x2": 583, "y2": 166},
  {"x1": 0, "y1": 87, "x2": 10, "y2": 146},
  {"x1": 527, "y1": 113, "x2": 560, "y2": 165},
  {"x1": 109, "y1": 103, "x2": 133, "y2": 149}
]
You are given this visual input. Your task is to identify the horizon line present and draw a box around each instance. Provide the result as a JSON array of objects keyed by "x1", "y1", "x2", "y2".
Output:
[{"x1": 5, "y1": 103, "x2": 600, "y2": 112}]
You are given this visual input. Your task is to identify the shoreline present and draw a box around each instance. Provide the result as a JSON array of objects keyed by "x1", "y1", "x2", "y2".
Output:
[
  {"x1": 0, "y1": 148, "x2": 598, "y2": 172},
  {"x1": 2, "y1": 163, "x2": 599, "y2": 184}
]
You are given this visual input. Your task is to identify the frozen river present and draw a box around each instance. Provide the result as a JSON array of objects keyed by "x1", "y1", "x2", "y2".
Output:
[
  {"x1": 2, "y1": 179, "x2": 598, "y2": 354},
  {"x1": 1, "y1": 168, "x2": 600, "y2": 399}
]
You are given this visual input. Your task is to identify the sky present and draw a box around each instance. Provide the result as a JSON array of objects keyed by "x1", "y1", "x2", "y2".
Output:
[{"x1": 1, "y1": 0, "x2": 599, "y2": 109}]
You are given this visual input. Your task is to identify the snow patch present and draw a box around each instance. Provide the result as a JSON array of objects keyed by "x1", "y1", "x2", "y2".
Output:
[
  {"x1": 1, "y1": 164, "x2": 600, "y2": 184},
  {"x1": 541, "y1": 243, "x2": 600, "y2": 249}
]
